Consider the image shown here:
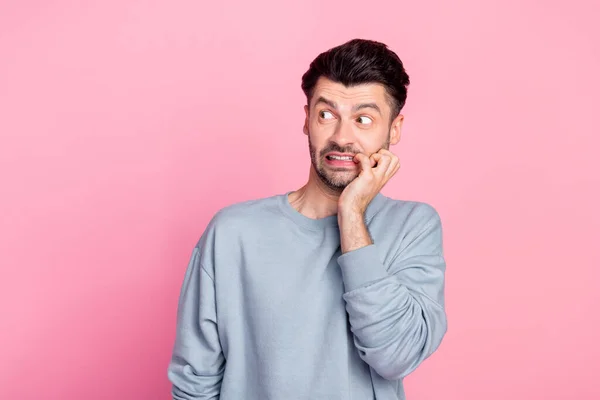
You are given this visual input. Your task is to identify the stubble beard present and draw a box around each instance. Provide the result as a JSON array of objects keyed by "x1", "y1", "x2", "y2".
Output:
[{"x1": 308, "y1": 131, "x2": 390, "y2": 192}]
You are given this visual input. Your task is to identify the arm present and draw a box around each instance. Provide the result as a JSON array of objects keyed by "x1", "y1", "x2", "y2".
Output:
[
  {"x1": 337, "y1": 205, "x2": 447, "y2": 380},
  {"x1": 167, "y1": 247, "x2": 225, "y2": 399}
]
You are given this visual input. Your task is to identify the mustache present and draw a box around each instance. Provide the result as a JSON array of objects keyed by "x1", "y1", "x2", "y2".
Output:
[{"x1": 319, "y1": 144, "x2": 360, "y2": 157}]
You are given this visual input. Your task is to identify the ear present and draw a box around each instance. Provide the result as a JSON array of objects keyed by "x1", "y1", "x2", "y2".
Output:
[
  {"x1": 389, "y1": 114, "x2": 404, "y2": 146},
  {"x1": 303, "y1": 104, "x2": 309, "y2": 136}
]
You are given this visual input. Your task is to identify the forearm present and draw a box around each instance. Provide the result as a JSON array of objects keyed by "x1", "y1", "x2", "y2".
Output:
[
  {"x1": 338, "y1": 209, "x2": 372, "y2": 254},
  {"x1": 338, "y1": 245, "x2": 447, "y2": 380},
  {"x1": 336, "y1": 205, "x2": 447, "y2": 380}
]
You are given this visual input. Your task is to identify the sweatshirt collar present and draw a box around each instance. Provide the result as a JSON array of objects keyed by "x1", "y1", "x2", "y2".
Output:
[{"x1": 278, "y1": 190, "x2": 387, "y2": 231}]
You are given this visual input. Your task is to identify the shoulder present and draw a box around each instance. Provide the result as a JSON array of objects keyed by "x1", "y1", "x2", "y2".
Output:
[
  {"x1": 375, "y1": 196, "x2": 445, "y2": 256},
  {"x1": 375, "y1": 195, "x2": 442, "y2": 231},
  {"x1": 200, "y1": 193, "x2": 282, "y2": 238},
  {"x1": 192, "y1": 193, "x2": 283, "y2": 265},
  {"x1": 214, "y1": 193, "x2": 280, "y2": 224}
]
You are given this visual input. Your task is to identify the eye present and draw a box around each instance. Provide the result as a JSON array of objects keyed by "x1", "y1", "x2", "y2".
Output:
[
  {"x1": 319, "y1": 110, "x2": 335, "y2": 120},
  {"x1": 357, "y1": 116, "x2": 373, "y2": 125}
]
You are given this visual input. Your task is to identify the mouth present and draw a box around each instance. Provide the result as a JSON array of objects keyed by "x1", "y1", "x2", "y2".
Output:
[
  {"x1": 325, "y1": 153, "x2": 355, "y2": 161},
  {"x1": 324, "y1": 153, "x2": 357, "y2": 168}
]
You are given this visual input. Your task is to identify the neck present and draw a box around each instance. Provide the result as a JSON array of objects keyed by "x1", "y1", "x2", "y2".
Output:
[{"x1": 288, "y1": 166, "x2": 342, "y2": 220}]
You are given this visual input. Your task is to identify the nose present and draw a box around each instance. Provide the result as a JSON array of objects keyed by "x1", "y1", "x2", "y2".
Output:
[{"x1": 331, "y1": 119, "x2": 356, "y2": 147}]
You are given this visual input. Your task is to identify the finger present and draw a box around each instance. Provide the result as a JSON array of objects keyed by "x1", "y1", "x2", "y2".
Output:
[
  {"x1": 378, "y1": 149, "x2": 399, "y2": 176},
  {"x1": 378, "y1": 148, "x2": 396, "y2": 157},
  {"x1": 354, "y1": 153, "x2": 373, "y2": 175},
  {"x1": 387, "y1": 156, "x2": 400, "y2": 175},
  {"x1": 378, "y1": 149, "x2": 398, "y2": 164},
  {"x1": 374, "y1": 154, "x2": 392, "y2": 176},
  {"x1": 388, "y1": 160, "x2": 400, "y2": 178},
  {"x1": 370, "y1": 153, "x2": 382, "y2": 167}
]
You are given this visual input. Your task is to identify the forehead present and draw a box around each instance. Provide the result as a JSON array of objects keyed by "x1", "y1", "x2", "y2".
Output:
[{"x1": 310, "y1": 77, "x2": 390, "y2": 111}]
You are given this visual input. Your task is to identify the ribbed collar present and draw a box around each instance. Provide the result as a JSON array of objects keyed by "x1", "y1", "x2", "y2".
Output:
[{"x1": 277, "y1": 190, "x2": 387, "y2": 231}]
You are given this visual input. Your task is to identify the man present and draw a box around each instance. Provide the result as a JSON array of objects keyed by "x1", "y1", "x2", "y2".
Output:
[{"x1": 167, "y1": 38, "x2": 447, "y2": 400}]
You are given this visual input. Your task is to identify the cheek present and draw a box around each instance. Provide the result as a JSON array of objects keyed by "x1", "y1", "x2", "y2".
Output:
[
  {"x1": 309, "y1": 136, "x2": 327, "y2": 153},
  {"x1": 365, "y1": 128, "x2": 390, "y2": 148},
  {"x1": 356, "y1": 142, "x2": 379, "y2": 156},
  {"x1": 308, "y1": 124, "x2": 329, "y2": 144}
]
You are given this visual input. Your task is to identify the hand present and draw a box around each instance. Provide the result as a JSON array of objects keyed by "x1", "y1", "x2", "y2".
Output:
[{"x1": 338, "y1": 149, "x2": 400, "y2": 215}]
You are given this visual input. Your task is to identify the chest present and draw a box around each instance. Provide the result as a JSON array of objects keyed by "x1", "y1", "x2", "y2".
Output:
[{"x1": 214, "y1": 228, "x2": 350, "y2": 340}]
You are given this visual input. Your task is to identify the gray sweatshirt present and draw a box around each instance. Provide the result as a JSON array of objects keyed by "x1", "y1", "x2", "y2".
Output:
[{"x1": 167, "y1": 191, "x2": 447, "y2": 400}]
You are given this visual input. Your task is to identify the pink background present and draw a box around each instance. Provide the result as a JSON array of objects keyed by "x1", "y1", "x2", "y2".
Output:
[{"x1": 1, "y1": 1, "x2": 599, "y2": 399}]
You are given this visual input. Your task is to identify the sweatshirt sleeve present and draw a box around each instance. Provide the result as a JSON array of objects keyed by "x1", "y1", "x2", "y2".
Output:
[
  {"x1": 337, "y1": 205, "x2": 447, "y2": 381},
  {"x1": 167, "y1": 247, "x2": 225, "y2": 399}
]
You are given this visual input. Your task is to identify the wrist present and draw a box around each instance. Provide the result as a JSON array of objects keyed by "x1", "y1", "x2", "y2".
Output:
[{"x1": 338, "y1": 206, "x2": 365, "y2": 220}]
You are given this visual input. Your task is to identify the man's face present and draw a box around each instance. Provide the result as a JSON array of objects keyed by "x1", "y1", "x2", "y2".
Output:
[{"x1": 304, "y1": 77, "x2": 403, "y2": 191}]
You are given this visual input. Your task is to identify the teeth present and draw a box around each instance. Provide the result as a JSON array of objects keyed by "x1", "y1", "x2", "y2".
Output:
[{"x1": 329, "y1": 155, "x2": 353, "y2": 161}]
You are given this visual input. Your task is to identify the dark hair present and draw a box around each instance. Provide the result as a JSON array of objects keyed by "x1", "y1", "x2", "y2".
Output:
[{"x1": 301, "y1": 38, "x2": 410, "y2": 121}]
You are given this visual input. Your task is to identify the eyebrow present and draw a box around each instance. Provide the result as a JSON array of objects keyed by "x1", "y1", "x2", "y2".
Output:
[{"x1": 314, "y1": 96, "x2": 382, "y2": 115}]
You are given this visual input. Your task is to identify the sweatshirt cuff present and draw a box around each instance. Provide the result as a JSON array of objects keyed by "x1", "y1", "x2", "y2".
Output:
[{"x1": 337, "y1": 244, "x2": 389, "y2": 292}]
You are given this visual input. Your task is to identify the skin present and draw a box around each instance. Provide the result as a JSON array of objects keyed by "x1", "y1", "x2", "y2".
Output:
[{"x1": 288, "y1": 76, "x2": 404, "y2": 253}]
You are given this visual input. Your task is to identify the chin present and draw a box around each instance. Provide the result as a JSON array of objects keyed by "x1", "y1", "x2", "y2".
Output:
[
  {"x1": 313, "y1": 162, "x2": 356, "y2": 190},
  {"x1": 324, "y1": 175, "x2": 355, "y2": 190}
]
